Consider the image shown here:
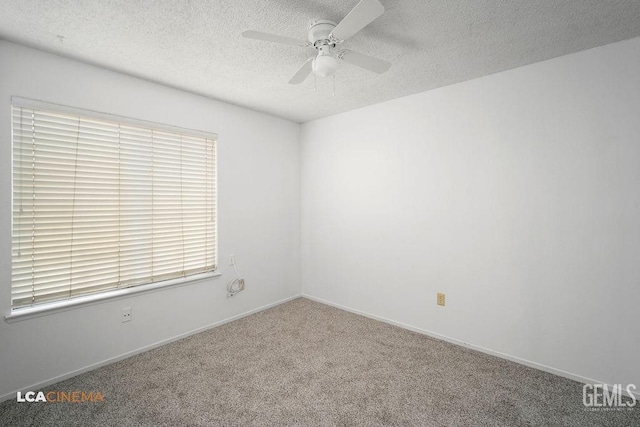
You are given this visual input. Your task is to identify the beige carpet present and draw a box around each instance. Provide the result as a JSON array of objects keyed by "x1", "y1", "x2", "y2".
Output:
[{"x1": 0, "y1": 298, "x2": 638, "y2": 426}]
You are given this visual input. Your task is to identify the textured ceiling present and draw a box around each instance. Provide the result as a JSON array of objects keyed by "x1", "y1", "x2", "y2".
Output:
[{"x1": 1, "y1": 1, "x2": 640, "y2": 123}]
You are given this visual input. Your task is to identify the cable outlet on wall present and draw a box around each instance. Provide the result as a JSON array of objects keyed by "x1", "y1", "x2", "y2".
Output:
[
  {"x1": 229, "y1": 254, "x2": 236, "y2": 266},
  {"x1": 121, "y1": 307, "x2": 132, "y2": 323},
  {"x1": 437, "y1": 293, "x2": 445, "y2": 307}
]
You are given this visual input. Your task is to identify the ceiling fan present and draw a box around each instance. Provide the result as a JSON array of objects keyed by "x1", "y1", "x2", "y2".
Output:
[{"x1": 242, "y1": 0, "x2": 391, "y2": 84}]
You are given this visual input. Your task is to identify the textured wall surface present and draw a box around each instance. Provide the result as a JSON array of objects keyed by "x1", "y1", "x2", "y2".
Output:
[
  {"x1": 301, "y1": 37, "x2": 640, "y2": 390},
  {"x1": 0, "y1": 40, "x2": 301, "y2": 400}
]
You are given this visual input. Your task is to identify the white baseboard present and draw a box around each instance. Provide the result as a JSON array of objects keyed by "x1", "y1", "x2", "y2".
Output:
[
  {"x1": 302, "y1": 294, "x2": 640, "y2": 401},
  {"x1": 0, "y1": 294, "x2": 301, "y2": 403}
]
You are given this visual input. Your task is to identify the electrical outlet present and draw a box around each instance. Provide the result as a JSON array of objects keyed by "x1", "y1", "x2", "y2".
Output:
[
  {"x1": 229, "y1": 254, "x2": 236, "y2": 266},
  {"x1": 437, "y1": 293, "x2": 445, "y2": 307},
  {"x1": 121, "y1": 307, "x2": 132, "y2": 323}
]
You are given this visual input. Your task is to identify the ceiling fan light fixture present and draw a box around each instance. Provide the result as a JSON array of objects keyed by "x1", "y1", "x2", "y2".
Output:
[{"x1": 313, "y1": 54, "x2": 338, "y2": 77}]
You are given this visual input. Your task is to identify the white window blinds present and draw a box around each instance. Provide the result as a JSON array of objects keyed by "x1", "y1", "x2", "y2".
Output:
[{"x1": 11, "y1": 99, "x2": 217, "y2": 309}]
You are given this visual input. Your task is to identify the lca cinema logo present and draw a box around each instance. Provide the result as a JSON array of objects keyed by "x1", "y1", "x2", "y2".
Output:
[
  {"x1": 583, "y1": 384, "x2": 637, "y2": 411},
  {"x1": 16, "y1": 390, "x2": 105, "y2": 403}
]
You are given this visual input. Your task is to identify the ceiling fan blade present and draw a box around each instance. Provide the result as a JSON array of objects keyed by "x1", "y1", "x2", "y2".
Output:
[
  {"x1": 330, "y1": 0, "x2": 384, "y2": 41},
  {"x1": 288, "y1": 58, "x2": 314, "y2": 84},
  {"x1": 242, "y1": 30, "x2": 309, "y2": 47},
  {"x1": 339, "y1": 50, "x2": 391, "y2": 74}
]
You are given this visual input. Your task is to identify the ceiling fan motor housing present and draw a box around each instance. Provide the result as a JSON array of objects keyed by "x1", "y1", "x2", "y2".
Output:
[{"x1": 308, "y1": 20, "x2": 337, "y2": 44}]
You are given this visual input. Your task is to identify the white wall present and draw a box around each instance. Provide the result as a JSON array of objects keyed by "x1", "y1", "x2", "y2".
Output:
[
  {"x1": 301, "y1": 37, "x2": 640, "y2": 389},
  {"x1": 0, "y1": 41, "x2": 301, "y2": 399}
]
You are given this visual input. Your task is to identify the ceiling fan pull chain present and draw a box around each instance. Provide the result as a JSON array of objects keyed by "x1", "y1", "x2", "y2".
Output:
[{"x1": 333, "y1": 74, "x2": 336, "y2": 97}]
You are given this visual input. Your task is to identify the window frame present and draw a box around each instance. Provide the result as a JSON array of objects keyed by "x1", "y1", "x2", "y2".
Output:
[{"x1": 6, "y1": 97, "x2": 220, "y2": 322}]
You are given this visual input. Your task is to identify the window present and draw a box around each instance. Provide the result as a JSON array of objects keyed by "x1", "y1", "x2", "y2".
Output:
[{"x1": 11, "y1": 98, "x2": 217, "y2": 310}]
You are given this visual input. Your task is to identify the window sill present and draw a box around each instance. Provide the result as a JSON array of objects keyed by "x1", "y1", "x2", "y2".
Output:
[{"x1": 4, "y1": 271, "x2": 222, "y2": 323}]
